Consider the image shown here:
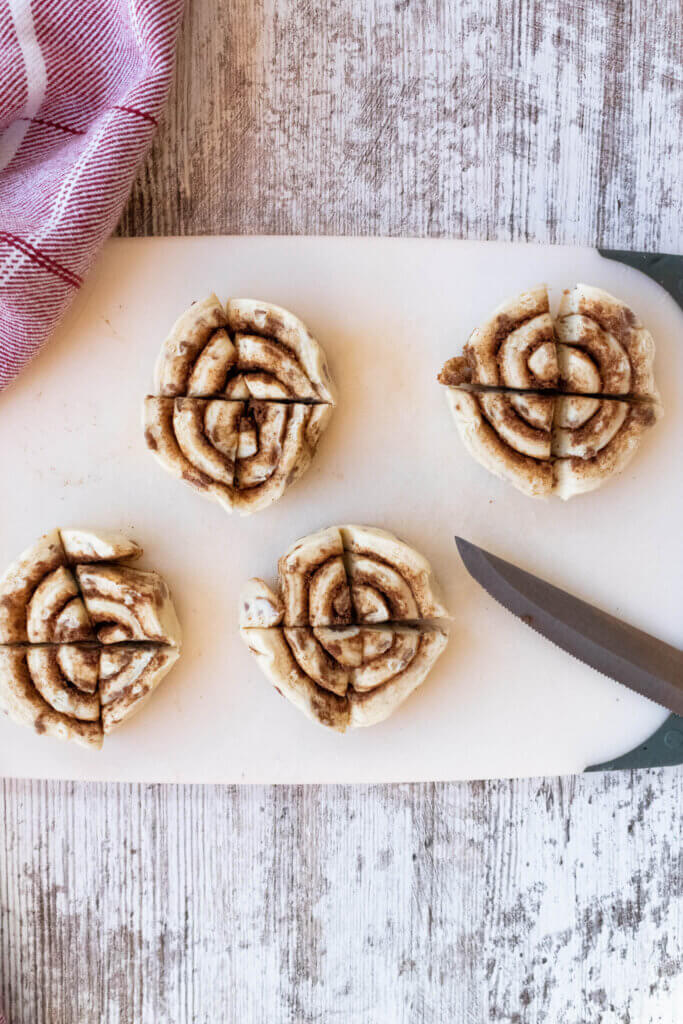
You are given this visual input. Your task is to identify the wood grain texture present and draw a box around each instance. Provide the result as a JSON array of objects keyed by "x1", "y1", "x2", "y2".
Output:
[
  {"x1": 118, "y1": 0, "x2": 683, "y2": 250},
  {"x1": 2, "y1": 0, "x2": 683, "y2": 1021},
  {"x1": 1, "y1": 772, "x2": 682, "y2": 1023}
]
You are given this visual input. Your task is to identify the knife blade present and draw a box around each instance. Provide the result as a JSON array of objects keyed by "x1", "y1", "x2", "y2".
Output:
[{"x1": 455, "y1": 536, "x2": 683, "y2": 716}]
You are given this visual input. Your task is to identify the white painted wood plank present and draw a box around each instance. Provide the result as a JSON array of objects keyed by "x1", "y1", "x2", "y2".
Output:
[
  {"x1": 1, "y1": 772, "x2": 682, "y2": 1022},
  {"x1": 118, "y1": 0, "x2": 682, "y2": 251}
]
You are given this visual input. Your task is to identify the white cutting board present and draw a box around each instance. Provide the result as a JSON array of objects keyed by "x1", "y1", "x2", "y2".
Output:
[{"x1": 0, "y1": 237, "x2": 681, "y2": 784}]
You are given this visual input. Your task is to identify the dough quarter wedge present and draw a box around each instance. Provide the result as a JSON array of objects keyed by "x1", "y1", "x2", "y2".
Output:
[
  {"x1": 99, "y1": 644, "x2": 181, "y2": 734},
  {"x1": 439, "y1": 285, "x2": 558, "y2": 390},
  {"x1": 553, "y1": 396, "x2": 662, "y2": 499},
  {"x1": 556, "y1": 284, "x2": 659, "y2": 400},
  {"x1": 339, "y1": 525, "x2": 449, "y2": 622},
  {"x1": 240, "y1": 626, "x2": 349, "y2": 731},
  {"x1": 445, "y1": 389, "x2": 556, "y2": 497},
  {"x1": 76, "y1": 563, "x2": 182, "y2": 646},
  {"x1": 0, "y1": 530, "x2": 94, "y2": 644},
  {"x1": 278, "y1": 526, "x2": 352, "y2": 627},
  {"x1": 0, "y1": 646, "x2": 103, "y2": 750}
]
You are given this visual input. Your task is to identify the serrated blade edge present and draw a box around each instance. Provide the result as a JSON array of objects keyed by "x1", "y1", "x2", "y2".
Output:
[{"x1": 455, "y1": 536, "x2": 683, "y2": 717}]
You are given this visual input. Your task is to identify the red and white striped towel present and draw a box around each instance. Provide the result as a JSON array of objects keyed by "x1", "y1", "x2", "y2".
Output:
[{"x1": 0, "y1": 0, "x2": 184, "y2": 391}]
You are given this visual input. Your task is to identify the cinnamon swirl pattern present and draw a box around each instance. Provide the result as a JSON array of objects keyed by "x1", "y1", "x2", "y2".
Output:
[
  {"x1": 556, "y1": 284, "x2": 658, "y2": 398},
  {"x1": 439, "y1": 285, "x2": 662, "y2": 498},
  {"x1": 144, "y1": 297, "x2": 335, "y2": 514},
  {"x1": 240, "y1": 526, "x2": 449, "y2": 730},
  {"x1": 0, "y1": 530, "x2": 181, "y2": 749},
  {"x1": 440, "y1": 285, "x2": 559, "y2": 391}
]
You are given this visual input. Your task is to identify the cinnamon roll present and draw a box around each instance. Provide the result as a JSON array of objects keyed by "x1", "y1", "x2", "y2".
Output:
[
  {"x1": 145, "y1": 297, "x2": 335, "y2": 513},
  {"x1": 0, "y1": 530, "x2": 182, "y2": 749},
  {"x1": 439, "y1": 285, "x2": 662, "y2": 498},
  {"x1": 240, "y1": 526, "x2": 449, "y2": 728}
]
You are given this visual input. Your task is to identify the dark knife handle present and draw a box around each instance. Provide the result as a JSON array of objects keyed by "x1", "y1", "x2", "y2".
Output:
[
  {"x1": 586, "y1": 714, "x2": 683, "y2": 772},
  {"x1": 598, "y1": 250, "x2": 683, "y2": 309}
]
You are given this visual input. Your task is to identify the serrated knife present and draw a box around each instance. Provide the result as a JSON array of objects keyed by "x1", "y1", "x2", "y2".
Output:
[
  {"x1": 455, "y1": 536, "x2": 683, "y2": 719},
  {"x1": 454, "y1": 249, "x2": 683, "y2": 771}
]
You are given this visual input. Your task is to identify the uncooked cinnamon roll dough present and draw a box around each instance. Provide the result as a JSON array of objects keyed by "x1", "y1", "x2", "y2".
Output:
[
  {"x1": 143, "y1": 296, "x2": 335, "y2": 514},
  {"x1": 438, "y1": 284, "x2": 662, "y2": 498},
  {"x1": 240, "y1": 526, "x2": 449, "y2": 731},
  {"x1": 0, "y1": 530, "x2": 181, "y2": 749}
]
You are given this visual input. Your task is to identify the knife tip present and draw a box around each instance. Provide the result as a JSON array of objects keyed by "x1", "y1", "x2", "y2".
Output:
[{"x1": 454, "y1": 535, "x2": 473, "y2": 557}]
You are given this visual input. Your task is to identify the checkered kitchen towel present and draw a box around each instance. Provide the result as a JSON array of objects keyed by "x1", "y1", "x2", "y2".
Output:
[{"x1": 0, "y1": 0, "x2": 184, "y2": 391}]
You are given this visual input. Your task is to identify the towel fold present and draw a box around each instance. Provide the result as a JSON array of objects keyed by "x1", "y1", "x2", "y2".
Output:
[{"x1": 0, "y1": 0, "x2": 184, "y2": 391}]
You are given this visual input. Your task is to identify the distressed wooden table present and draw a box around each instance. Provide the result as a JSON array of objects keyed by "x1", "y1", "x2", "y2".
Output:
[{"x1": 2, "y1": 1, "x2": 682, "y2": 1021}]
